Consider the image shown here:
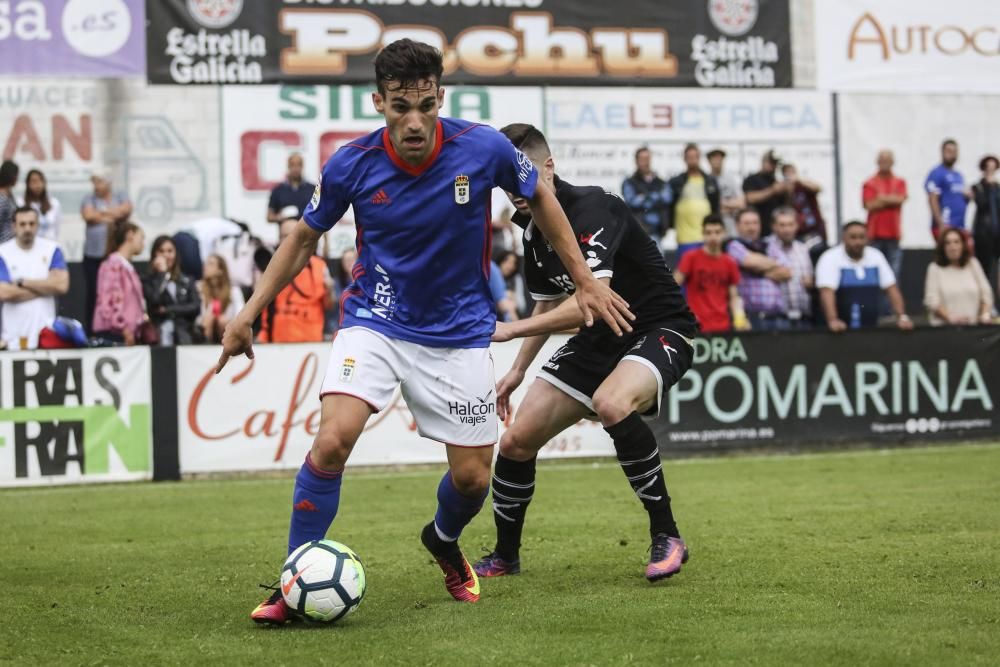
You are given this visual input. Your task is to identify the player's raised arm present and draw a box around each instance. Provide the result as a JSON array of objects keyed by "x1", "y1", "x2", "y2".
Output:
[
  {"x1": 216, "y1": 220, "x2": 322, "y2": 373},
  {"x1": 527, "y1": 185, "x2": 634, "y2": 334}
]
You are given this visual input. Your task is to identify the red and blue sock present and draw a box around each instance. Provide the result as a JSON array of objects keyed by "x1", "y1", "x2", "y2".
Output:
[{"x1": 287, "y1": 453, "x2": 343, "y2": 555}]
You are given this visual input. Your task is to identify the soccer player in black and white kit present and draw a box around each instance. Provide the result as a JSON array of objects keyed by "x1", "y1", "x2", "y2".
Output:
[{"x1": 472, "y1": 125, "x2": 699, "y2": 582}]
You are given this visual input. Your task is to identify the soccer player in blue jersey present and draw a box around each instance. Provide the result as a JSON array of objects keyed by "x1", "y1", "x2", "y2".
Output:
[{"x1": 214, "y1": 39, "x2": 632, "y2": 623}]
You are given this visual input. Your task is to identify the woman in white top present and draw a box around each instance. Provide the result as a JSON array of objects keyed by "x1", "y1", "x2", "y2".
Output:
[
  {"x1": 924, "y1": 227, "x2": 994, "y2": 326},
  {"x1": 197, "y1": 253, "x2": 245, "y2": 343},
  {"x1": 18, "y1": 169, "x2": 61, "y2": 240}
]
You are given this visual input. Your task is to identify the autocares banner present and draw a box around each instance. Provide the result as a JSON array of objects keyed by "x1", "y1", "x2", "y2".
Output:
[
  {"x1": 815, "y1": 0, "x2": 1000, "y2": 93},
  {"x1": 0, "y1": 0, "x2": 145, "y2": 76},
  {"x1": 146, "y1": 0, "x2": 792, "y2": 87},
  {"x1": 655, "y1": 327, "x2": 1000, "y2": 451},
  {"x1": 0, "y1": 348, "x2": 153, "y2": 487},
  {"x1": 176, "y1": 339, "x2": 612, "y2": 474}
]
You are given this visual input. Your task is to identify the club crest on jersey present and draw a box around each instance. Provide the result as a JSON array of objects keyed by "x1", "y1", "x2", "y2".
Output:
[
  {"x1": 340, "y1": 357, "x2": 356, "y2": 383},
  {"x1": 454, "y1": 174, "x2": 470, "y2": 205}
]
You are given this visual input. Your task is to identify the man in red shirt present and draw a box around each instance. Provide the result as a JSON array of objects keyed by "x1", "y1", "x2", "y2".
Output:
[
  {"x1": 675, "y1": 214, "x2": 747, "y2": 333},
  {"x1": 863, "y1": 149, "x2": 908, "y2": 282}
]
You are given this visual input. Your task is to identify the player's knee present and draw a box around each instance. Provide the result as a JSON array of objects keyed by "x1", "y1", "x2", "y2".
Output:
[
  {"x1": 499, "y1": 428, "x2": 538, "y2": 462},
  {"x1": 450, "y1": 463, "x2": 490, "y2": 498},
  {"x1": 592, "y1": 389, "x2": 634, "y2": 427},
  {"x1": 310, "y1": 428, "x2": 354, "y2": 470}
]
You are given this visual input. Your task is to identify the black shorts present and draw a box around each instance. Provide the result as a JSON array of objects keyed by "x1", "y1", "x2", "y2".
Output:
[{"x1": 537, "y1": 323, "x2": 694, "y2": 419}]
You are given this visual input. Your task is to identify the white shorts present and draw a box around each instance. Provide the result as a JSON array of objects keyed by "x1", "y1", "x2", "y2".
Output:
[{"x1": 320, "y1": 327, "x2": 497, "y2": 447}]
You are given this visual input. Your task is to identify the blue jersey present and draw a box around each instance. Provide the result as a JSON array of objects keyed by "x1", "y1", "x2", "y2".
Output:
[
  {"x1": 925, "y1": 165, "x2": 967, "y2": 229},
  {"x1": 304, "y1": 117, "x2": 538, "y2": 348}
]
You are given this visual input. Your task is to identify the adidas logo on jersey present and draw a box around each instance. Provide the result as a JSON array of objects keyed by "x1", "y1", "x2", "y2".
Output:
[{"x1": 371, "y1": 189, "x2": 391, "y2": 205}]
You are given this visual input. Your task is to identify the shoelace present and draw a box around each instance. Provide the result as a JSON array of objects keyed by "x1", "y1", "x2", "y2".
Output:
[{"x1": 258, "y1": 579, "x2": 283, "y2": 602}]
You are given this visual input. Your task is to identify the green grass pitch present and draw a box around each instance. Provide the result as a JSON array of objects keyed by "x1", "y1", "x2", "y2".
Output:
[{"x1": 3, "y1": 443, "x2": 999, "y2": 665}]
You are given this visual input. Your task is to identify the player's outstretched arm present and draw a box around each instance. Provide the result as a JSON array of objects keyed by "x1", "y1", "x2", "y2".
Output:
[
  {"x1": 494, "y1": 299, "x2": 562, "y2": 420},
  {"x1": 527, "y1": 185, "x2": 634, "y2": 334},
  {"x1": 215, "y1": 220, "x2": 322, "y2": 373},
  {"x1": 493, "y1": 280, "x2": 614, "y2": 342}
]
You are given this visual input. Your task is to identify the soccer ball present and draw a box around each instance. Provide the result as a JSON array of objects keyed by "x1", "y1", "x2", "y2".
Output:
[{"x1": 281, "y1": 539, "x2": 367, "y2": 622}]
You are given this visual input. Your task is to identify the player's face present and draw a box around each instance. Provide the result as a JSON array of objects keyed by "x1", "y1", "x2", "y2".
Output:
[
  {"x1": 773, "y1": 214, "x2": 797, "y2": 242},
  {"x1": 843, "y1": 226, "x2": 867, "y2": 258},
  {"x1": 736, "y1": 212, "x2": 761, "y2": 240},
  {"x1": 13, "y1": 211, "x2": 38, "y2": 246},
  {"x1": 374, "y1": 79, "x2": 444, "y2": 166},
  {"x1": 708, "y1": 154, "x2": 723, "y2": 173},
  {"x1": 703, "y1": 224, "x2": 724, "y2": 249}
]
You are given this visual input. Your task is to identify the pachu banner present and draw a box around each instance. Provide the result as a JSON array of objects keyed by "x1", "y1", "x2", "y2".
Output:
[
  {"x1": 654, "y1": 327, "x2": 1000, "y2": 451},
  {"x1": 146, "y1": 0, "x2": 792, "y2": 87},
  {"x1": 0, "y1": 0, "x2": 146, "y2": 77},
  {"x1": 0, "y1": 348, "x2": 153, "y2": 487}
]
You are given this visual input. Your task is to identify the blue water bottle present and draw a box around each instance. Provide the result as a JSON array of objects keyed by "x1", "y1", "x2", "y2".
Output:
[{"x1": 849, "y1": 303, "x2": 861, "y2": 329}]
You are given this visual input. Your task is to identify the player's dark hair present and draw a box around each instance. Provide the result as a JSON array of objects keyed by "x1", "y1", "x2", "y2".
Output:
[
  {"x1": 500, "y1": 123, "x2": 551, "y2": 158},
  {"x1": 374, "y1": 39, "x2": 444, "y2": 95},
  {"x1": 842, "y1": 220, "x2": 867, "y2": 234},
  {"x1": 0, "y1": 160, "x2": 18, "y2": 188},
  {"x1": 941, "y1": 138, "x2": 958, "y2": 150},
  {"x1": 702, "y1": 213, "x2": 725, "y2": 229},
  {"x1": 934, "y1": 227, "x2": 970, "y2": 267},
  {"x1": 735, "y1": 207, "x2": 760, "y2": 224},
  {"x1": 13, "y1": 205, "x2": 38, "y2": 222},
  {"x1": 634, "y1": 146, "x2": 650, "y2": 161},
  {"x1": 683, "y1": 143, "x2": 699, "y2": 156}
]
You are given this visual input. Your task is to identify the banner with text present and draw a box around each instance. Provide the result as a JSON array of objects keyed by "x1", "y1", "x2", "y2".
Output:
[
  {"x1": 815, "y1": 0, "x2": 1000, "y2": 93},
  {"x1": 176, "y1": 339, "x2": 611, "y2": 474},
  {"x1": 0, "y1": 79, "x2": 223, "y2": 260},
  {"x1": 0, "y1": 348, "x2": 152, "y2": 487},
  {"x1": 0, "y1": 0, "x2": 145, "y2": 76},
  {"x1": 655, "y1": 327, "x2": 1000, "y2": 451},
  {"x1": 221, "y1": 84, "x2": 543, "y2": 240},
  {"x1": 544, "y1": 88, "x2": 836, "y2": 240},
  {"x1": 147, "y1": 0, "x2": 791, "y2": 87}
]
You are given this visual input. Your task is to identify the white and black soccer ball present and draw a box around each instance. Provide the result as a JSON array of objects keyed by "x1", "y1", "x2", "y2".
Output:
[{"x1": 281, "y1": 540, "x2": 367, "y2": 623}]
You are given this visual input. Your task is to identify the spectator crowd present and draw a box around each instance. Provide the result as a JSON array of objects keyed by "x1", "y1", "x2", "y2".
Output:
[
  {"x1": 619, "y1": 139, "x2": 999, "y2": 334},
  {"x1": 1, "y1": 137, "x2": 999, "y2": 351}
]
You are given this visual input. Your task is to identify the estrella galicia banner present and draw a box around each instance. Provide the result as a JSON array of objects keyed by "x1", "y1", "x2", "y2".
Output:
[
  {"x1": 0, "y1": 348, "x2": 152, "y2": 487},
  {"x1": 145, "y1": 0, "x2": 792, "y2": 87},
  {"x1": 655, "y1": 327, "x2": 1000, "y2": 452}
]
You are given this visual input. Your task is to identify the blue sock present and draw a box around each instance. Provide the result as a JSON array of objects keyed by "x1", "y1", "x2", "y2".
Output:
[
  {"x1": 288, "y1": 454, "x2": 343, "y2": 555},
  {"x1": 433, "y1": 471, "x2": 487, "y2": 542}
]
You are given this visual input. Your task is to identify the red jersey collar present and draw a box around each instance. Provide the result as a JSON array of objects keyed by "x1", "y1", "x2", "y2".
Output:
[{"x1": 382, "y1": 119, "x2": 443, "y2": 177}]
